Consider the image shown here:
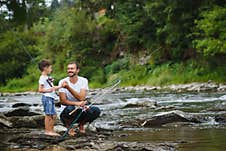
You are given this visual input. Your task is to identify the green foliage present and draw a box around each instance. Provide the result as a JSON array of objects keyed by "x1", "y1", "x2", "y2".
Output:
[
  {"x1": 104, "y1": 58, "x2": 129, "y2": 75},
  {"x1": 0, "y1": 64, "x2": 39, "y2": 92},
  {"x1": 144, "y1": 0, "x2": 203, "y2": 60},
  {"x1": 146, "y1": 60, "x2": 226, "y2": 86},
  {"x1": 1, "y1": 0, "x2": 226, "y2": 92},
  {"x1": 88, "y1": 67, "x2": 106, "y2": 88},
  {"x1": 193, "y1": 5, "x2": 226, "y2": 56},
  {"x1": 108, "y1": 64, "x2": 148, "y2": 86},
  {"x1": 114, "y1": 0, "x2": 151, "y2": 50},
  {"x1": 0, "y1": 0, "x2": 49, "y2": 27},
  {"x1": 0, "y1": 29, "x2": 38, "y2": 85}
]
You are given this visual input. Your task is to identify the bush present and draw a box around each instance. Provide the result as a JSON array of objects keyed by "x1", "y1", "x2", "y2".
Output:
[
  {"x1": 104, "y1": 58, "x2": 130, "y2": 75},
  {"x1": 193, "y1": 6, "x2": 226, "y2": 56}
]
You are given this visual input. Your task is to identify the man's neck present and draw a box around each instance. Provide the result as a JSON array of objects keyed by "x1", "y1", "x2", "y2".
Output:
[{"x1": 69, "y1": 75, "x2": 78, "y2": 84}]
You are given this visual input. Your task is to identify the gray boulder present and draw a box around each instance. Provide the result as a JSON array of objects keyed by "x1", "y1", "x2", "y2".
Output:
[
  {"x1": 4, "y1": 107, "x2": 41, "y2": 117},
  {"x1": 0, "y1": 113, "x2": 13, "y2": 128},
  {"x1": 12, "y1": 103, "x2": 31, "y2": 108},
  {"x1": 215, "y1": 113, "x2": 226, "y2": 123},
  {"x1": 9, "y1": 115, "x2": 44, "y2": 128},
  {"x1": 141, "y1": 110, "x2": 200, "y2": 127},
  {"x1": 120, "y1": 110, "x2": 201, "y2": 128}
]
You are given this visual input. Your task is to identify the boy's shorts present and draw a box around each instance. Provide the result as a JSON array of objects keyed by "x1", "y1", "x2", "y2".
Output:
[{"x1": 41, "y1": 95, "x2": 56, "y2": 115}]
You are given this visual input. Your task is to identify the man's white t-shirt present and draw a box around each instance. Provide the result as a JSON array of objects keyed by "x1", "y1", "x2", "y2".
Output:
[
  {"x1": 58, "y1": 76, "x2": 89, "y2": 103},
  {"x1": 39, "y1": 75, "x2": 57, "y2": 99}
]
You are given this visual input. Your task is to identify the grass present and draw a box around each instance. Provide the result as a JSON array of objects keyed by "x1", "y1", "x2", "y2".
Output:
[
  {"x1": 108, "y1": 60, "x2": 226, "y2": 86},
  {"x1": 1, "y1": 60, "x2": 226, "y2": 92}
]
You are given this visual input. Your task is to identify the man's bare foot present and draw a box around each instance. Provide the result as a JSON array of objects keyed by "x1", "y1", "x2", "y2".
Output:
[
  {"x1": 79, "y1": 124, "x2": 86, "y2": 134},
  {"x1": 45, "y1": 131, "x2": 60, "y2": 136},
  {"x1": 68, "y1": 129, "x2": 76, "y2": 136}
]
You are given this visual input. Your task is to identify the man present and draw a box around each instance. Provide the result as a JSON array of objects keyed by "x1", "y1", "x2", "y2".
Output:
[{"x1": 58, "y1": 61, "x2": 101, "y2": 136}]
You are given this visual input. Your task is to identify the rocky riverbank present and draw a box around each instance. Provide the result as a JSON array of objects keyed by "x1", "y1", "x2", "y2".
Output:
[
  {"x1": 1, "y1": 82, "x2": 226, "y2": 97},
  {"x1": 1, "y1": 99, "x2": 226, "y2": 150},
  {"x1": 1, "y1": 83, "x2": 226, "y2": 150},
  {"x1": 119, "y1": 82, "x2": 226, "y2": 92},
  {"x1": 0, "y1": 106, "x2": 176, "y2": 151}
]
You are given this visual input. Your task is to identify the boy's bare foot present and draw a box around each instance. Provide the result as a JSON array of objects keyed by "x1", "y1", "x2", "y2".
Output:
[
  {"x1": 68, "y1": 129, "x2": 76, "y2": 136},
  {"x1": 45, "y1": 131, "x2": 60, "y2": 136},
  {"x1": 79, "y1": 124, "x2": 86, "y2": 134}
]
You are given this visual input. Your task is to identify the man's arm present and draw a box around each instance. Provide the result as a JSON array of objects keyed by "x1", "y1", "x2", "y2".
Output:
[{"x1": 59, "y1": 92, "x2": 86, "y2": 106}]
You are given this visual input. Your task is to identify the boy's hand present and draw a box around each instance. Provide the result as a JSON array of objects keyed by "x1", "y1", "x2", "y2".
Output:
[{"x1": 50, "y1": 87, "x2": 55, "y2": 92}]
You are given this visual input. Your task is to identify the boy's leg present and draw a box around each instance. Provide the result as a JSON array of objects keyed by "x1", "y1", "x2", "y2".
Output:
[
  {"x1": 42, "y1": 96, "x2": 52, "y2": 134},
  {"x1": 45, "y1": 115, "x2": 53, "y2": 134},
  {"x1": 50, "y1": 115, "x2": 56, "y2": 132},
  {"x1": 45, "y1": 115, "x2": 60, "y2": 136},
  {"x1": 51, "y1": 115, "x2": 56, "y2": 130}
]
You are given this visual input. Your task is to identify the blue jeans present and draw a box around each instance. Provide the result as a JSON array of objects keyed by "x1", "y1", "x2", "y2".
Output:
[
  {"x1": 60, "y1": 105, "x2": 101, "y2": 126},
  {"x1": 41, "y1": 95, "x2": 56, "y2": 115}
]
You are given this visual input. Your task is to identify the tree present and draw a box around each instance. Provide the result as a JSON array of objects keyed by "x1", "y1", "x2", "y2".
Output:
[
  {"x1": 0, "y1": 29, "x2": 38, "y2": 85},
  {"x1": 0, "y1": 0, "x2": 49, "y2": 27},
  {"x1": 51, "y1": 0, "x2": 60, "y2": 11},
  {"x1": 193, "y1": 5, "x2": 226, "y2": 56}
]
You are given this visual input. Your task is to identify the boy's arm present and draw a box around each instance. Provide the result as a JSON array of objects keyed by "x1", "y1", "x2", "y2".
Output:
[
  {"x1": 38, "y1": 84, "x2": 54, "y2": 93},
  {"x1": 59, "y1": 92, "x2": 86, "y2": 106},
  {"x1": 53, "y1": 85, "x2": 62, "y2": 91}
]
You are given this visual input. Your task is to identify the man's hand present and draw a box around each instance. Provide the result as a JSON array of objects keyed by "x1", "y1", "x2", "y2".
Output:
[
  {"x1": 83, "y1": 105, "x2": 90, "y2": 111},
  {"x1": 78, "y1": 100, "x2": 87, "y2": 107},
  {"x1": 62, "y1": 81, "x2": 69, "y2": 89}
]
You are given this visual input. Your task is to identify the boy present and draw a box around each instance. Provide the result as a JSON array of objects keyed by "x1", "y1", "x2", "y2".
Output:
[{"x1": 38, "y1": 59, "x2": 61, "y2": 136}]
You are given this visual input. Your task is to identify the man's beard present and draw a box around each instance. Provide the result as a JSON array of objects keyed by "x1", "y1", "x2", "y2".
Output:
[{"x1": 68, "y1": 72, "x2": 77, "y2": 77}]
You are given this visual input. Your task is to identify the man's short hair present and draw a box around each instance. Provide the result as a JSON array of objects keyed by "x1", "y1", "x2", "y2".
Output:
[
  {"x1": 68, "y1": 61, "x2": 79, "y2": 69},
  {"x1": 38, "y1": 59, "x2": 51, "y2": 71}
]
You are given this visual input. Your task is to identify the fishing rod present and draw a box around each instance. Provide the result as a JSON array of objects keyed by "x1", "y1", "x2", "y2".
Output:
[
  {"x1": 69, "y1": 79, "x2": 121, "y2": 115},
  {"x1": 60, "y1": 79, "x2": 121, "y2": 139}
]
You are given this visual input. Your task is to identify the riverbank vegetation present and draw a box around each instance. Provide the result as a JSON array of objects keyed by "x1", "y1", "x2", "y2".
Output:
[{"x1": 0, "y1": 0, "x2": 226, "y2": 92}]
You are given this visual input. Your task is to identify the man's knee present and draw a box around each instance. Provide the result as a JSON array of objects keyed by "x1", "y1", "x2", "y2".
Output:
[{"x1": 90, "y1": 106, "x2": 101, "y2": 118}]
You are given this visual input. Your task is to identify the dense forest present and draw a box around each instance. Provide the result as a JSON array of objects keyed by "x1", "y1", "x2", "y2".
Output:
[{"x1": 0, "y1": 0, "x2": 226, "y2": 92}]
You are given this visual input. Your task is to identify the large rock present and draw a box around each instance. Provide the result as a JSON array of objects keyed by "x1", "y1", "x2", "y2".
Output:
[
  {"x1": 1, "y1": 111, "x2": 44, "y2": 129},
  {"x1": 12, "y1": 103, "x2": 31, "y2": 108},
  {"x1": 215, "y1": 113, "x2": 226, "y2": 123},
  {"x1": 141, "y1": 110, "x2": 200, "y2": 127},
  {"x1": 120, "y1": 110, "x2": 201, "y2": 128},
  {"x1": 4, "y1": 107, "x2": 41, "y2": 117},
  {"x1": 9, "y1": 115, "x2": 44, "y2": 128},
  {"x1": 0, "y1": 113, "x2": 13, "y2": 128},
  {"x1": 218, "y1": 84, "x2": 226, "y2": 91}
]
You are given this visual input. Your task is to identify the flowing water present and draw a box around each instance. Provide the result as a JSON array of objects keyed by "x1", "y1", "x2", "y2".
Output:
[{"x1": 1, "y1": 91, "x2": 226, "y2": 150}]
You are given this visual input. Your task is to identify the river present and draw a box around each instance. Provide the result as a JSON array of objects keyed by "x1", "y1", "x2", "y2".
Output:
[{"x1": 1, "y1": 90, "x2": 226, "y2": 150}]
